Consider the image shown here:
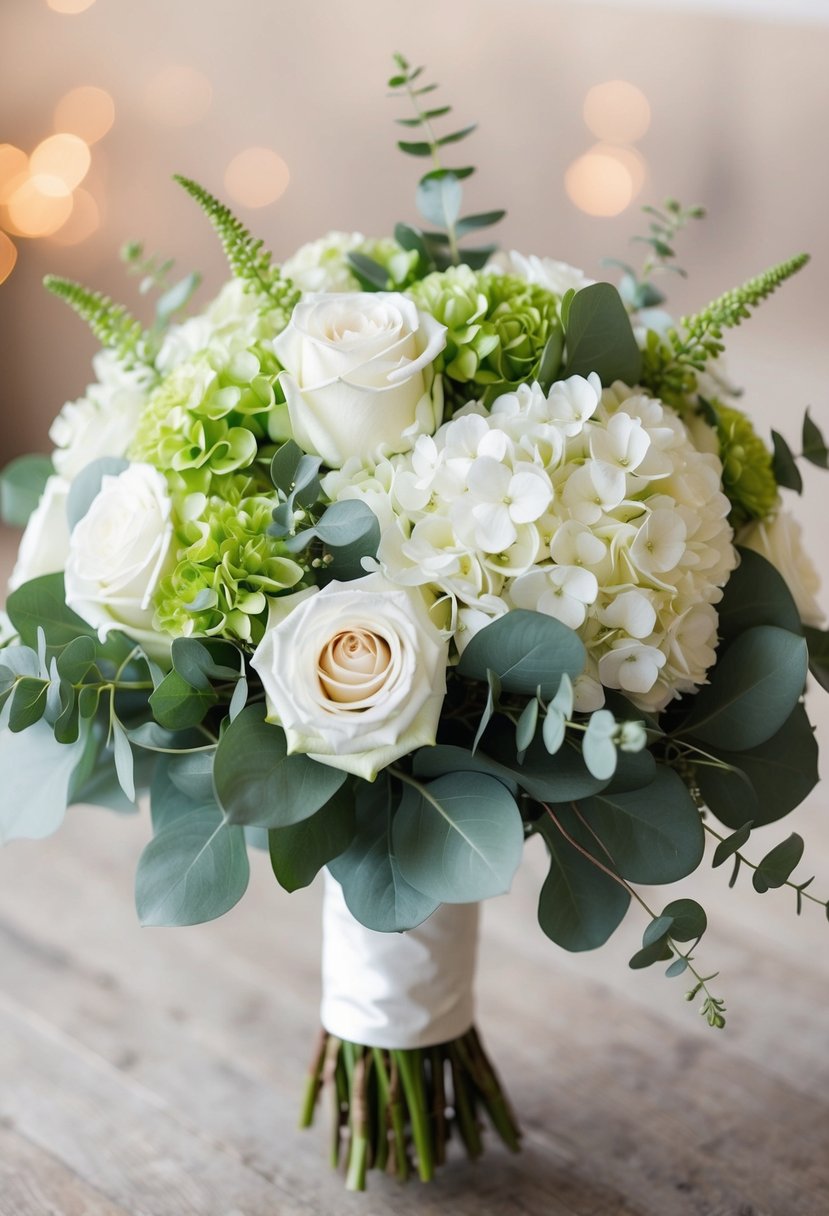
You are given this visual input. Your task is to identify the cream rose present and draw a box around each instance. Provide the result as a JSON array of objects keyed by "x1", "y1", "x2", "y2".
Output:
[
  {"x1": 251, "y1": 573, "x2": 448, "y2": 780},
  {"x1": 8, "y1": 475, "x2": 71, "y2": 591},
  {"x1": 65, "y1": 463, "x2": 176, "y2": 658},
  {"x1": 49, "y1": 350, "x2": 153, "y2": 481},
  {"x1": 739, "y1": 511, "x2": 825, "y2": 627},
  {"x1": 273, "y1": 292, "x2": 446, "y2": 468}
]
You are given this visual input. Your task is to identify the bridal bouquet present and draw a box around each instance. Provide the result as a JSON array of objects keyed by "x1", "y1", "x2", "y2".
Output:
[{"x1": 2, "y1": 55, "x2": 828, "y2": 1191}]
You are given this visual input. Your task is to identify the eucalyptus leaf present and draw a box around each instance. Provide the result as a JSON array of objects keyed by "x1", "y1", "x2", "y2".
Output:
[
  {"x1": 66, "y1": 457, "x2": 130, "y2": 530},
  {"x1": 6, "y1": 573, "x2": 96, "y2": 650},
  {"x1": 576, "y1": 767, "x2": 704, "y2": 884},
  {"x1": 457, "y1": 609, "x2": 586, "y2": 698},
  {"x1": 536, "y1": 814, "x2": 630, "y2": 952},
  {"x1": 0, "y1": 453, "x2": 54, "y2": 526},
  {"x1": 695, "y1": 701, "x2": 818, "y2": 828},
  {"x1": 269, "y1": 783, "x2": 356, "y2": 893},
  {"x1": 712, "y1": 820, "x2": 754, "y2": 868},
  {"x1": 150, "y1": 755, "x2": 208, "y2": 833},
  {"x1": 412, "y1": 743, "x2": 518, "y2": 795},
  {"x1": 416, "y1": 173, "x2": 463, "y2": 230},
  {"x1": 135, "y1": 807, "x2": 249, "y2": 926},
  {"x1": 8, "y1": 677, "x2": 49, "y2": 732},
  {"x1": 752, "y1": 832, "x2": 805, "y2": 892},
  {"x1": 149, "y1": 670, "x2": 218, "y2": 729},
  {"x1": 328, "y1": 776, "x2": 439, "y2": 932},
  {"x1": 346, "y1": 252, "x2": 390, "y2": 291},
  {"x1": 111, "y1": 716, "x2": 135, "y2": 802},
  {"x1": 678, "y1": 625, "x2": 808, "y2": 751},
  {"x1": 563, "y1": 282, "x2": 643, "y2": 385},
  {"x1": 629, "y1": 939, "x2": 673, "y2": 970},
  {"x1": 0, "y1": 711, "x2": 87, "y2": 843},
  {"x1": 213, "y1": 705, "x2": 346, "y2": 828},
  {"x1": 802, "y1": 408, "x2": 828, "y2": 469},
  {"x1": 392, "y1": 771, "x2": 523, "y2": 903},
  {"x1": 716, "y1": 548, "x2": 802, "y2": 641},
  {"x1": 804, "y1": 625, "x2": 829, "y2": 693},
  {"x1": 661, "y1": 898, "x2": 707, "y2": 941}
]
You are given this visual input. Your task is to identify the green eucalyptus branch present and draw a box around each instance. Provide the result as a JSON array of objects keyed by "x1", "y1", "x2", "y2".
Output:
[
  {"x1": 544, "y1": 801, "x2": 726, "y2": 1027},
  {"x1": 704, "y1": 822, "x2": 829, "y2": 916}
]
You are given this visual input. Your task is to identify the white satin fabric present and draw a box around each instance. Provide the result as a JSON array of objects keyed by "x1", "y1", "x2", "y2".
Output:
[{"x1": 321, "y1": 872, "x2": 479, "y2": 1049}]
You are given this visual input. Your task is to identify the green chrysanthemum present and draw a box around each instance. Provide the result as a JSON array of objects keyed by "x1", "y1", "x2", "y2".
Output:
[
  {"x1": 408, "y1": 267, "x2": 561, "y2": 403},
  {"x1": 129, "y1": 348, "x2": 283, "y2": 494},
  {"x1": 708, "y1": 400, "x2": 778, "y2": 526},
  {"x1": 154, "y1": 476, "x2": 305, "y2": 644}
]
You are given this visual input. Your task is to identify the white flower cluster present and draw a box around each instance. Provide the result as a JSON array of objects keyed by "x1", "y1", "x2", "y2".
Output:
[{"x1": 327, "y1": 374, "x2": 737, "y2": 712}]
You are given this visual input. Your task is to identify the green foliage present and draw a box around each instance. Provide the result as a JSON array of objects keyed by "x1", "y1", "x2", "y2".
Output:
[
  {"x1": 802, "y1": 408, "x2": 828, "y2": 469},
  {"x1": 643, "y1": 253, "x2": 809, "y2": 400},
  {"x1": 0, "y1": 454, "x2": 54, "y2": 527},
  {"x1": 694, "y1": 702, "x2": 818, "y2": 829},
  {"x1": 457, "y1": 609, "x2": 586, "y2": 699},
  {"x1": 804, "y1": 625, "x2": 829, "y2": 693},
  {"x1": 715, "y1": 547, "x2": 802, "y2": 641},
  {"x1": 213, "y1": 704, "x2": 346, "y2": 828},
  {"x1": 752, "y1": 833, "x2": 805, "y2": 893},
  {"x1": 269, "y1": 783, "x2": 356, "y2": 893},
  {"x1": 0, "y1": 714, "x2": 88, "y2": 844},
  {"x1": 121, "y1": 238, "x2": 202, "y2": 334},
  {"x1": 387, "y1": 53, "x2": 505, "y2": 271},
  {"x1": 174, "y1": 175, "x2": 300, "y2": 315},
  {"x1": 771, "y1": 429, "x2": 803, "y2": 494},
  {"x1": 575, "y1": 768, "x2": 705, "y2": 885},
  {"x1": 6, "y1": 573, "x2": 97, "y2": 651},
  {"x1": 135, "y1": 805, "x2": 249, "y2": 926},
  {"x1": 536, "y1": 813, "x2": 631, "y2": 952},
  {"x1": 392, "y1": 771, "x2": 524, "y2": 903},
  {"x1": 606, "y1": 198, "x2": 706, "y2": 310},
  {"x1": 44, "y1": 274, "x2": 151, "y2": 370},
  {"x1": 328, "y1": 775, "x2": 439, "y2": 932},
  {"x1": 678, "y1": 624, "x2": 807, "y2": 752},
  {"x1": 563, "y1": 282, "x2": 643, "y2": 385},
  {"x1": 699, "y1": 399, "x2": 778, "y2": 526}
]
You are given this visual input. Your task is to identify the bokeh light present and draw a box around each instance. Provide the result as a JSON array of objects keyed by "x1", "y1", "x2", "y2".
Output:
[
  {"x1": 565, "y1": 148, "x2": 635, "y2": 217},
  {"x1": 0, "y1": 230, "x2": 18, "y2": 285},
  {"x1": 0, "y1": 144, "x2": 28, "y2": 204},
  {"x1": 49, "y1": 187, "x2": 100, "y2": 246},
  {"x1": 5, "y1": 175, "x2": 74, "y2": 237},
  {"x1": 54, "y1": 86, "x2": 115, "y2": 144},
  {"x1": 46, "y1": 0, "x2": 96, "y2": 12},
  {"x1": 144, "y1": 65, "x2": 213, "y2": 127},
  {"x1": 583, "y1": 80, "x2": 651, "y2": 145},
  {"x1": 30, "y1": 133, "x2": 91, "y2": 194},
  {"x1": 224, "y1": 147, "x2": 290, "y2": 208}
]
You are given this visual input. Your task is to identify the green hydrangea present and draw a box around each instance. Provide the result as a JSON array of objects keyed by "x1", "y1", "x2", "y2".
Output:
[
  {"x1": 154, "y1": 475, "x2": 305, "y2": 644},
  {"x1": 408, "y1": 267, "x2": 561, "y2": 401},
  {"x1": 129, "y1": 348, "x2": 281, "y2": 494},
  {"x1": 709, "y1": 400, "x2": 778, "y2": 526},
  {"x1": 364, "y1": 237, "x2": 420, "y2": 288}
]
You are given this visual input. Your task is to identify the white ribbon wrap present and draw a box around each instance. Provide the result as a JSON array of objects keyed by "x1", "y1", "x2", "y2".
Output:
[{"x1": 321, "y1": 872, "x2": 480, "y2": 1049}]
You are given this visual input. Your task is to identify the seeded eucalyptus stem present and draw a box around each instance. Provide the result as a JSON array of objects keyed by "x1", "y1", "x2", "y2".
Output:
[
  {"x1": 301, "y1": 1028, "x2": 521, "y2": 1190},
  {"x1": 703, "y1": 822, "x2": 829, "y2": 913}
]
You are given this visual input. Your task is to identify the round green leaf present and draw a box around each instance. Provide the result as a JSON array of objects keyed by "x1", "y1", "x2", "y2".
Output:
[
  {"x1": 577, "y1": 767, "x2": 705, "y2": 884},
  {"x1": 716, "y1": 548, "x2": 802, "y2": 640},
  {"x1": 678, "y1": 625, "x2": 808, "y2": 752},
  {"x1": 135, "y1": 807, "x2": 250, "y2": 926},
  {"x1": 536, "y1": 816, "x2": 630, "y2": 952},
  {"x1": 457, "y1": 609, "x2": 586, "y2": 698},
  {"x1": 392, "y1": 772, "x2": 524, "y2": 903},
  {"x1": 328, "y1": 778, "x2": 438, "y2": 931},
  {"x1": 213, "y1": 705, "x2": 346, "y2": 828},
  {"x1": 661, "y1": 898, "x2": 707, "y2": 941},
  {"x1": 269, "y1": 784, "x2": 356, "y2": 894}
]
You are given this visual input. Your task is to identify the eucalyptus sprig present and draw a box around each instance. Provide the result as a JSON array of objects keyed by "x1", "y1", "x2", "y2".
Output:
[
  {"x1": 121, "y1": 239, "x2": 202, "y2": 335},
  {"x1": 383, "y1": 53, "x2": 505, "y2": 275},
  {"x1": 607, "y1": 197, "x2": 706, "y2": 311}
]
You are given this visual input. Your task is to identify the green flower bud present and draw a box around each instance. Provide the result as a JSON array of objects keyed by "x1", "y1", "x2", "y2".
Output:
[{"x1": 709, "y1": 400, "x2": 778, "y2": 526}]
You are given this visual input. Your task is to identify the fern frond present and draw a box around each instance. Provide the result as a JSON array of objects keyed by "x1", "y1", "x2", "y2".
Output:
[
  {"x1": 43, "y1": 275, "x2": 151, "y2": 369},
  {"x1": 174, "y1": 175, "x2": 299, "y2": 316}
]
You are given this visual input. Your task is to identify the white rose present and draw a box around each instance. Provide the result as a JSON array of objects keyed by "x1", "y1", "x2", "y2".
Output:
[
  {"x1": 739, "y1": 511, "x2": 825, "y2": 627},
  {"x1": 251, "y1": 572, "x2": 448, "y2": 780},
  {"x1": 274, "y1": 292, "x2": 446, "y2": 468},
  {"x1": 49, "y1": 351, "x2": 153, "y2": 481},
  {"x1": 8, "y1": 475, "x2": 71, "y2": 591},
  {"x1": 65, "y1": 463, "x2": 176, "y2": 658}
]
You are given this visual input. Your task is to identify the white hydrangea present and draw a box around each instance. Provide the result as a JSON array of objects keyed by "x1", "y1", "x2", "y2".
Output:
[
  {"x1": 48, "y1": 350, "x2": 154, "y2": 482},
  {"x1": 156, "y1": 278, "x2": 279, "y2": 372},
  {"x1": 485, "y1": 250, "x2": 594, "y2": 297},
  {"x1": 325, "y1": 374, "x2": 738, "y2": 712},
  {"x1": 281, "y1": 232, "x2": 367, "y2": 294}
]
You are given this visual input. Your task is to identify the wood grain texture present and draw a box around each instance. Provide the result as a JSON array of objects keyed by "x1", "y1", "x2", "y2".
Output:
[{"x1": 1, "y1": 524, "x2": 828, "y2": 1216}]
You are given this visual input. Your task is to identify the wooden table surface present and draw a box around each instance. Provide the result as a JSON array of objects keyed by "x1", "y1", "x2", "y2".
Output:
[{"x1": 2, "y1": 525, "x2": 828, "y2": 1216}]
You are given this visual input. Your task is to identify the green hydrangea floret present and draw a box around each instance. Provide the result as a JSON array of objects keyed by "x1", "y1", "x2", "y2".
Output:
[
  {"x1": 408, "y1": 267, "x2": 562, "y2": 403},
  {"x1": 154, "y1": 475, "x2": 306, "y2": 644},
  {"x1": 706, "y1": 400, "x2": 778, "y2": 526}
]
